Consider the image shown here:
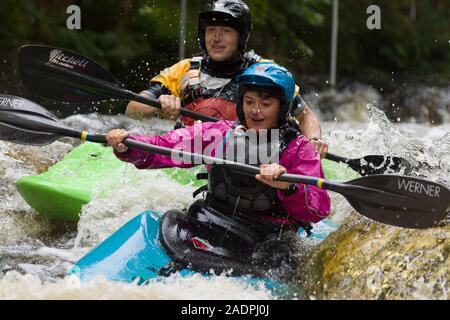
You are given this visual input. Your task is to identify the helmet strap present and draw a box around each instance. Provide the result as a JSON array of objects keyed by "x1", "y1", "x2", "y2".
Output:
[{"x1": 202, "y1": 53, "x2": 246, "y2": 78}]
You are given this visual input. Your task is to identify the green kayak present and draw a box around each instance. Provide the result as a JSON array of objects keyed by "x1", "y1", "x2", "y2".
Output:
[{"x1": 16, "y1": 142, "x2": 359, "y2": 221}]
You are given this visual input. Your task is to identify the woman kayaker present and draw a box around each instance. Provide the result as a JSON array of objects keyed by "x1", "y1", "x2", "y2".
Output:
[{"x1": 106, "y1": 62, "x2": 330, "y2": 276}]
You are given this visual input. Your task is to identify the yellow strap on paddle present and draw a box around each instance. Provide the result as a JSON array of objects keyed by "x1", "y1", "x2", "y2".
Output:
[
  {"x1": 316, "y1": 178, "x2": 324, "y2": 189},
  {"x1": 81, "y1": 131, "x2": 89, "y2": 141}
]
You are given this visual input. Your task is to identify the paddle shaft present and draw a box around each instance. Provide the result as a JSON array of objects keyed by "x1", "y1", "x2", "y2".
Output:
[
  {"x1": 79, "y1": 134, "x2": 397, "y2": 206},
  {"x1": 0, "y1": 106, "x2": 380, "y2": 206},
  {"x1": 43, "y1": 62, "x2": 219, "y2": 123},
  {"x1": 127, "y1": 91, "x2": 219, "y2": 122},
  {"x1": 19, "y1": 45, "x2": 407, "y2": 174},
  {"x1": 2, "y1": 93, "x2": 449, "y2": 229},
  {"x1": 18, "y1": 45, "x2": 418, "y2": 176},
  {"x1": 81, "y1": 133, "x2": 353, "y2": 194},
  {"x1": 120, "y1": 138, "x2": 390, "y2": 195},
  {"x1": 0, "y1": 105, "x2": 385, "y2": 202},
  {"x1": 43, "y1": 62, "x2": 364, "y2": 170},
  {"x1": 324, "y1": 153, "x2": 348, "y2": 163}
]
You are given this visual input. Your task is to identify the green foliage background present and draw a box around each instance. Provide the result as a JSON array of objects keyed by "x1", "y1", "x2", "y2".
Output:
[{"x1": 0, "y1": 0, "x2": 448, "y2": 112}]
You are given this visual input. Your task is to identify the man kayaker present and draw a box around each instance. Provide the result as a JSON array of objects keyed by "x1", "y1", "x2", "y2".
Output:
[
  {"x1": 107, "y1": 62, "x2": 330, "y2": 274},
  {"x1": 125, "y1": 0, "x2": 329, "y2": 157}
]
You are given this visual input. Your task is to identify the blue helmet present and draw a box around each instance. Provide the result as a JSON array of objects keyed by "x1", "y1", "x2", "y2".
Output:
[{"x1": 236, "y1": 62, "x2": 295, "y2": 125}]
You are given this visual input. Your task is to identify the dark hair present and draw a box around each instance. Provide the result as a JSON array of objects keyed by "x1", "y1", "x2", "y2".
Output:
[
  {"x1": 239, "y1": 85, "x2": 286, "y2": 104},
  {"x1": 237, "y1": 85, "x2": 288, "y2": 127}
]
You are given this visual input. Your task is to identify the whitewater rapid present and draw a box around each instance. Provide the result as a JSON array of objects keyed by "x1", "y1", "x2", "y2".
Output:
[{"x1": 0, "y1": 105, "x2": 448, "y2": 299}]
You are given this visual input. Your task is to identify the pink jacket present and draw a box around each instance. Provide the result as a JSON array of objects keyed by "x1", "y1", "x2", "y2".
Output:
[{"x1": 115, "y1": 121, "x2": 330, "y2": 225}]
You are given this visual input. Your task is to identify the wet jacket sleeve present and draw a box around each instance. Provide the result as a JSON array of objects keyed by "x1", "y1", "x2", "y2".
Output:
[
  {"x1": 277, "y1": 137, "x2": 331, "y2": 223},
  {"x1": 114, "y1": 121, "x2": 233, "y2": 169},
  {"x1": 149, "y1": 59, "x2": 192, "y2": 97},
  {"x1": 141, "y1": 82, "x2": 171, "y2": 100}
]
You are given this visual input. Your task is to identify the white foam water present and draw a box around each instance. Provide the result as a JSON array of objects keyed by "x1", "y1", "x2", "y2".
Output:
[{"x1": 1, "y1": 110, "x2": 449, "y2": 299}]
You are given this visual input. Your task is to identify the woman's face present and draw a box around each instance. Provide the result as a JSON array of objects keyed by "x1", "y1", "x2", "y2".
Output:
[{"x1": 242, "y1": 90, "x2": 280, "y2": 132}]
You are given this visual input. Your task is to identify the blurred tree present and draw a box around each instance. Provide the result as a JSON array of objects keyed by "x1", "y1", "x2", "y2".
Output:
[{"x1": 0, "y1": 0, "x2": 448, "y2": 114}]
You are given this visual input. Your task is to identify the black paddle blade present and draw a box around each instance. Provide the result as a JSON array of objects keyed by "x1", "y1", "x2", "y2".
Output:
[
  {"x1": 0, "y1": 94, "x2": 59, "y2": 121},
  {"x1": 18, "y1": 45, "x2": 122, "y2": 103},
  {"x1": 0, "y1": 121, "x2": 60, "y2": 146},
  {"x1": 0, "y1": 95, "x2": 70, "y2": 145},
  {"x1": 346, "y1": 155, "x2": 406, "y2": 175},
  {"x1": 338, "y1": 175, "x2": 450, "y2": 229}
]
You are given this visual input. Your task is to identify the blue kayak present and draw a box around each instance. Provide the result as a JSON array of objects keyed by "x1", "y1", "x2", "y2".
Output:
[{"x1": 69, "y1": 210, "x2": 338, "y2": 294}]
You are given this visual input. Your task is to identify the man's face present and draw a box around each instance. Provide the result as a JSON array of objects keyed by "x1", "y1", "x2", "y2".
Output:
[{"x1": 205, "y1": 25, "x2": 239, "y2": 62}]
